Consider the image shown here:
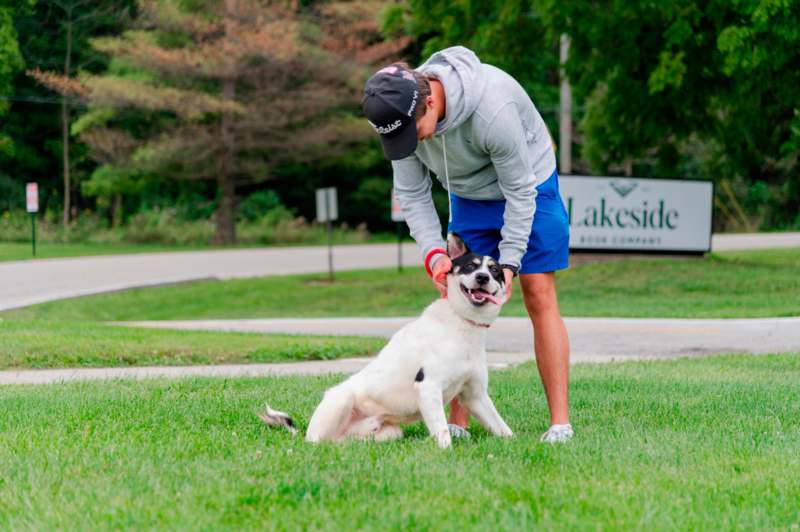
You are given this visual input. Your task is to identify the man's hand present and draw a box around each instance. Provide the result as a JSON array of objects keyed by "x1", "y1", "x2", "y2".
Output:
[
  {"x1": 503, "y1": 268, "x2": 514, "y2": 301},
  {"x1": 431, "y1": 255, "x2": 452, "y2": 298}
]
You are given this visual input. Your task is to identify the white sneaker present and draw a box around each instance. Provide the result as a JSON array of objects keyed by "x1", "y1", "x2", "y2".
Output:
[
  {"x1": 540, "y1": 423, "x2": 574, "y2": 443},
  {"x1": 448, "y1": 423, "x2": 471, "y2": 439}
]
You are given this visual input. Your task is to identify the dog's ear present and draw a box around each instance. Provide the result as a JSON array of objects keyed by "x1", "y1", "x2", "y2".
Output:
[{"x1": 446, "y1": 232, "x2": 469, "y2": 260}]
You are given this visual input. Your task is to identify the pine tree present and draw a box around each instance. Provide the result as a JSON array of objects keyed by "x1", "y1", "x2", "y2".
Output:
[{"x1": 31, "y1": 0, "x2": 408, "y2": 243}]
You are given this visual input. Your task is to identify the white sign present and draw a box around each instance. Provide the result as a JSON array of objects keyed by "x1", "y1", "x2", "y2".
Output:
[
  {"x1": 559, "y1": 176, "x2": 713, "y2": 252},
  {"x1": 390, "y1": 188, "x2": 404, "y2": 222},
  {"x1": 26, "y1": 182, "x2": 39, "y2": 213},
  {"x1": 315, "y1": 187, "x2": 338, "y2": 223}
]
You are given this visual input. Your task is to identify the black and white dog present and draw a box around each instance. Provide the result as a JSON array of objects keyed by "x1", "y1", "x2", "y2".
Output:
[{"x1": 260, "y1": 233, "x2": 513, "y2": 449}]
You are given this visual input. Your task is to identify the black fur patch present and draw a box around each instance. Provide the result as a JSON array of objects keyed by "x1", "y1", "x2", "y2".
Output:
[
  {"x1": 452, "y1": 252, "x2": 483, "y2": 274},
  {"x1": 415, "y1": 368, "x2": 425, "y2": 382},
  {"x1": 486, "y1": 259, "x2": 504, "y2": 284}
]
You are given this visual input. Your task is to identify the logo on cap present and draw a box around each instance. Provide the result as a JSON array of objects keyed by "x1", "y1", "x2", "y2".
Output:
[
  {"x1": 368, "y1": 119, "x2": 403, "y2": 135},
  {"x1": 407, "y1": 90, "x2": 418, "y2": 117}
]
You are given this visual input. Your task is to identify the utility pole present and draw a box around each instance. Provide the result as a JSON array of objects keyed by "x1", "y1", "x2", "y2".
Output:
[{"x1": 559, "y1": 33, "x2": 573, "y2": 175}]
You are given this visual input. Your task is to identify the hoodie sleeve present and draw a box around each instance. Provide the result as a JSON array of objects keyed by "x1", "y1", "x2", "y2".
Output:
[
  {"x1": 482, "y1": 102, "x2": 538, "y2": 269},
  {"x1": 391, "y1": 154, "x2": 447, "y2": 265}
]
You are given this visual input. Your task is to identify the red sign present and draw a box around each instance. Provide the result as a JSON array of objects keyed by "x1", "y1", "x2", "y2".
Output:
[
  {"x1": 26, "y1": 183, "x2": 39, "y2": 213},
  {"x1": 391, "y1": 188, "x2": 404, "y2": 222}
]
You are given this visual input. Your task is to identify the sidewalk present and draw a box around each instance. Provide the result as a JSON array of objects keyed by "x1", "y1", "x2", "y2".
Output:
[
  {"x1": 3, "y1": 315, "x2": 798, "y2": 385},
  {"x1": 117, "y1": 316, "x2": 800, "y2": 360}
]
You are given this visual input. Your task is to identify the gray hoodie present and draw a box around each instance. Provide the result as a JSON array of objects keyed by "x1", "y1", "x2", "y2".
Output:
[{"x1": 392, "y1": 46, "x2": 557, "y2": 269}]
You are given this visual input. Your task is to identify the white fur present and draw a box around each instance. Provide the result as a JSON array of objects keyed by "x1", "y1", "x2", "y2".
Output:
[{"x1": 303, "y1": 269, "x2": 513, "y2": 449}]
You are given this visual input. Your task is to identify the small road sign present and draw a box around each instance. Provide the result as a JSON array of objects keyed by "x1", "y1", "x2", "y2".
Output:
[
  {"x1": 316, "y1": 187, "x2": 338, "y2": 223},
  {"x1": 26, "y1": 183, "x2": 39, "y2": 213}
]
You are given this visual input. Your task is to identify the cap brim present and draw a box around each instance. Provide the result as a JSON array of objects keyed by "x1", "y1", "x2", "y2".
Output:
[{"x1": 379, "y1": 121, "x2": 418, "y2": 160}]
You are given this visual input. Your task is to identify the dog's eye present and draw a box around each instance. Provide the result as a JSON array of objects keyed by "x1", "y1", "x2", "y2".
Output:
[
  {"x1": 489, "y1": 265, "x2": 499, "y2": 274},
  {"x1": 460, "y1": 263, "x2": 476, "y2": 273}
]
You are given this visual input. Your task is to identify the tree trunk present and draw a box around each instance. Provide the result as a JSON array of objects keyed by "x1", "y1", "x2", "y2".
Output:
[
  {"x1": 214, "y1": 0, "x2": 237, "y2": 245},
  {"x1": 62, "y1": 19, "x2": 73, "y2": 227},
  {"x1": 112, "y1": 193, "x2": 123, "y2": 228},
  {"x1": 61, "y1": 97, "x2": 71, "y2": 226},
  {"x1": 558, "y1": 34, "x2": 572, "y2": 175},
  {"x1": 215, "y1": 169, "x2": 236, "y2": 244}
]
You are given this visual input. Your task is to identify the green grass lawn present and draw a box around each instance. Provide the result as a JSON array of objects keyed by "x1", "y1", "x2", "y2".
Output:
[
  {"x1": 6, "y1": 248, "x2": 799, "y2": 321},
  {"x1": 0, "y1": 236, "x2": 402, "y2": 262},
  {"x1": 1, "y1": 353, "x2": 798, "y2": 528},
  {"x1": 0, "y1": 320, "x2": 383, "y2": 370},
  {"x1": 0, "y1": 242, "x2": 215, "y2": 262}
]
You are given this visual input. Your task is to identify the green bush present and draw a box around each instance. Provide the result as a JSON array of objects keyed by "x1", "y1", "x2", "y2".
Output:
[
  {"x1": 238, "y1": 190, "x2": 283, "y2": 222},
  {"x1": 0, "y1": 206, "x2": 372, "y2": 246}
]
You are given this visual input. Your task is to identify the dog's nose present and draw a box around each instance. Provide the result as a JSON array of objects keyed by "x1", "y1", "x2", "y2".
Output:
[{"x1": 475, "y1": 272, "x2": 490, "y2": 285}]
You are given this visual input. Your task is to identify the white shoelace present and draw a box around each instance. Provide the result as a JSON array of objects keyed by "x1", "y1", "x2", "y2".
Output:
[
  {"x1": 442, "y1": 133, "x2": 452, "y2": 223},
  {"x1": 540, "y1": 423, "x2": 574, "y2": 443}
]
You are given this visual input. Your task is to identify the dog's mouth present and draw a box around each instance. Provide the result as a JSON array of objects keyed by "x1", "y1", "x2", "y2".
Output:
[{"x1": 460, "y1": 283, "x2": 502, "y2": 306}]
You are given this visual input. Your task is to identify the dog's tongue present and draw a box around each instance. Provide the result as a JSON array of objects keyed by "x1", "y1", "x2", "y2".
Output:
[{"x1": 483, "y1": 292, "x2": 503, "y2": 305}]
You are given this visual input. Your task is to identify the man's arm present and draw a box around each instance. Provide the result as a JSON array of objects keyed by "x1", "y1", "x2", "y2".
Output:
[
  {"x1": 392, "y1": 154, "x2": 448, "y2": 274},
  {"x1": 482, "y1": 102, "x2": 538, "y2": 270}
]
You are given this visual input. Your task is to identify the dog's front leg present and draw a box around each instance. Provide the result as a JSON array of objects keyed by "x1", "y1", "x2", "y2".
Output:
[
  {"x1": 416, "y1": 380, "x2": 451, "y2": 449},
  {"x1": 461, "y1": 380, "x2": 513, "y2": 438}
]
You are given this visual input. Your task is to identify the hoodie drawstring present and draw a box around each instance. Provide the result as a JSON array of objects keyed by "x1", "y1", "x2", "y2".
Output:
[{"x1": 442, "y1": 134, "x2": 452, "y2": 223}]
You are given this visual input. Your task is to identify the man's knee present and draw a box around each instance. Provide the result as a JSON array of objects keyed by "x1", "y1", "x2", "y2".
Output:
[{"x1": 520, "y1": 274, "x2": 559, "y2": 316}]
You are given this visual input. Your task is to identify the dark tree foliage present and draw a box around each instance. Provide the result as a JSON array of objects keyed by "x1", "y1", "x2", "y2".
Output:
[
  {"x1": 538, "y1": 0, "x2": 800, "y2": 229},
  {"x1": 1, "y1": 0, "x2": 135, "y2": 217},
  {"x1": 398, "y1": 0, "x2": 800, "y2": 229}
]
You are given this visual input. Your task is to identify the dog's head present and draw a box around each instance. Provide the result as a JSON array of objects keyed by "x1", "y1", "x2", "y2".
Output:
[{"x1": 445, "y1": 233, "x2": 506, "y2": 324}]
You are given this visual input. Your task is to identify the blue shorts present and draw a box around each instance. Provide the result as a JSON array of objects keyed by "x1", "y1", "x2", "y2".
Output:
[{"x1": 448, "y1": 170, "x2": 570, "y2": 274}]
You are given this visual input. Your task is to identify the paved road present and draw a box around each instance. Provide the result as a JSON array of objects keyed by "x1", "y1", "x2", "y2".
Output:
[
  {"x1": 0, "y1": 243, "x2": 422, "y2": 312},
  {"x1": 1, "y1": 233, "x2": 798, "y2": 312}
]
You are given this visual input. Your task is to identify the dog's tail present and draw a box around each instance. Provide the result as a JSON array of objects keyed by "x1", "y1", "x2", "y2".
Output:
[
  {"x1": 257, "y1": 385, "x2": 355, "y2": 443},
  {"x1": 257, "y1": 405, "x2": 299, "y2": 436}
]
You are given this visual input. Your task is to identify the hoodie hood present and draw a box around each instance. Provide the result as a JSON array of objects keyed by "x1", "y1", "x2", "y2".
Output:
[{"x1": 416, "y1": 46, "x2": 487, "y2": 134}]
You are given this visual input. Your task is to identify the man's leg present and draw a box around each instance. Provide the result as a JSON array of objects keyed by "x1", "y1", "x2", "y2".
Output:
[
  {"x1": 519, "y1": 272, "x2": 570, "y2": 426},
  {"x1": 448, "y1": 397, "x2": 470, "y2": 428}
]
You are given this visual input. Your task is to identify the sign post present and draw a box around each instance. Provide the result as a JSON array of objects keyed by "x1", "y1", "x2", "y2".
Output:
[
  {"x1": 391, "y1": 188, "x2": 405, "y2": 272},
  {"x1": 26, "y1": 183, "x2": 39, "y2": 257},
  {"x1": 315, "y1": 187, "x2": 338, "y2": 281}
]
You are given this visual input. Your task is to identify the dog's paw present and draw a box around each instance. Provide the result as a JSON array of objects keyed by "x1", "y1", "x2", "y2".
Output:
[{"x1": 435, "y1": 428, "x2": 452, "y2": 449}]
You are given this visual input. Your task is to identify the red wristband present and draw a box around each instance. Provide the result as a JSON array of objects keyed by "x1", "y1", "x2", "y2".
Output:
[{"x1": 424, "y1": 248, "x2": 447, "y2": 278}]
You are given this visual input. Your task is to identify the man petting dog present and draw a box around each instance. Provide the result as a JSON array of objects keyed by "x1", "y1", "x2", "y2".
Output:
[{"x1": 362, "y1": 46, "x2": 573, "y2": 443}]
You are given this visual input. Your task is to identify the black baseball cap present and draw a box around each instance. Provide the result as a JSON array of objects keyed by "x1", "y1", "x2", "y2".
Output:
[{"x1": 362, "y1": 64, "x2": 421, "y2": 160}]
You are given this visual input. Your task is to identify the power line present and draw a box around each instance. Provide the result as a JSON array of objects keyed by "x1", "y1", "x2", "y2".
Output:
[{"x1": 0, "y1": 94, "x2": 87, "y2": 107}]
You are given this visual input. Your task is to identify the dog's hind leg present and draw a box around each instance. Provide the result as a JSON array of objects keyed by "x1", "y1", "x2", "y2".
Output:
[
  {"x1": 374, "y1": 424, "x2": 403, "y2": 442},
  {"x1": 305, "y1": 384, "x2": 356, "y2": 443},
  {"x1": 342, "y1": 416, "x2": 379, "y2": 439}
]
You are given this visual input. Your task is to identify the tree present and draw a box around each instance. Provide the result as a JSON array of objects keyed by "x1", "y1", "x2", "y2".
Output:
[
  {"x1": 382, "y1": 0, "x2": 560, "y2": 126},
  {"x1": 0, "y1": 1, "x2": 33, "y2": 157},
  {"x1": 538, "y1": 0, "x2": 800, "y2": 227},
  {"x1": 18, "y1": 0, "x2": 134, "y2": 225},
  {"x1": 33, "y1": 0, "x2": 408, "y2": 243}
]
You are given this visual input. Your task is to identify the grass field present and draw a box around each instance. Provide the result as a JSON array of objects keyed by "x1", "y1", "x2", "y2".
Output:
[
  {"x1": 0, "y1": 320, "x2": 383, "y2": 370},
  {"x1": 7, "y1": 248, "x2": 799, "y2": 321},
  {"x1": 0, "y1": 242, "x2": 216, "y2": 262},
  {"x1": 0, "y1": 236, "x2": 402, "y2": 262},
  {"x1": 1, "y1": 353, "x2": 798, "y2": 528}
]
